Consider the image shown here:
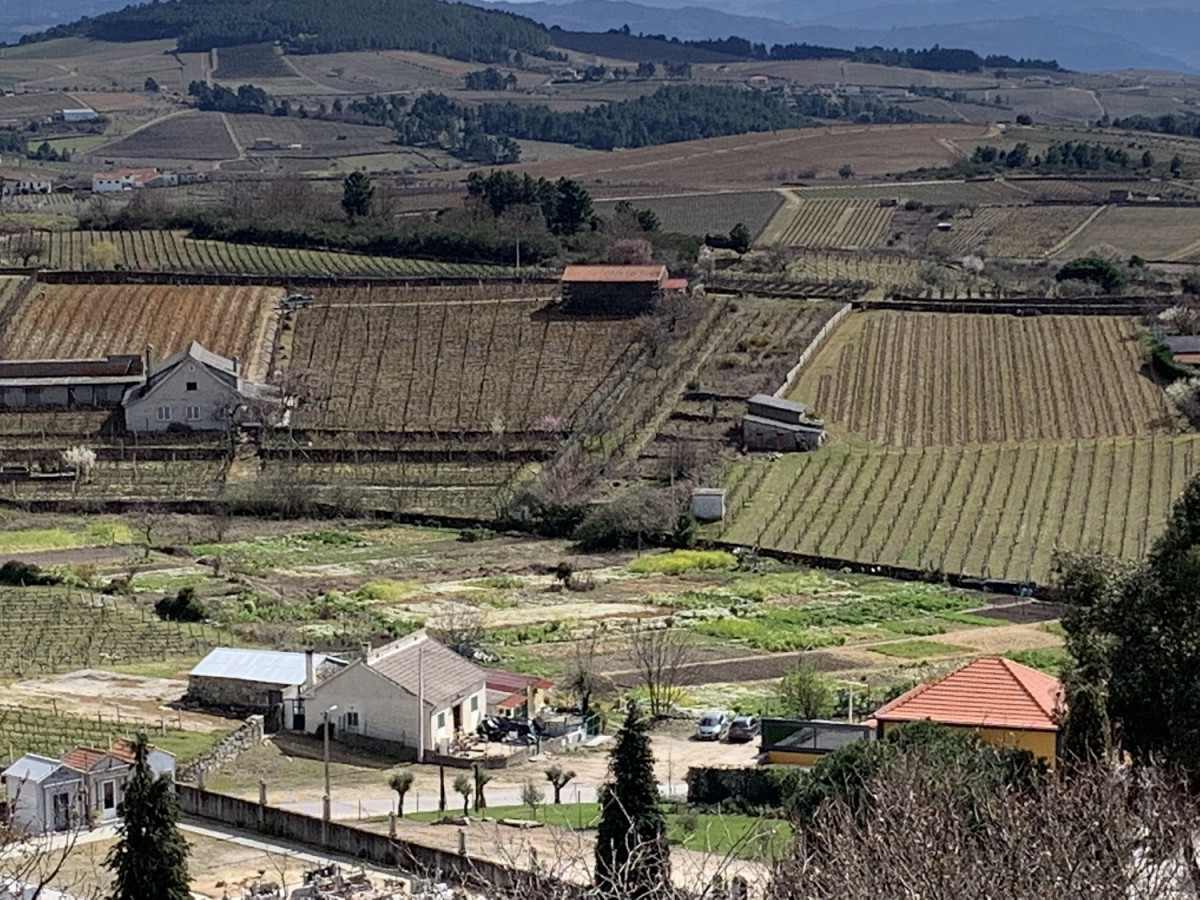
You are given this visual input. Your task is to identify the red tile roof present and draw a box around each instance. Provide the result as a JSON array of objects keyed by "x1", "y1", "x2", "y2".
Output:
[
  {"x1": 61, "y1": 746, "x2": 110, "y2": 771},
  {"x1": 561, "y1": 264, "x2": 667, "y2": 284},
  {"x1": 874, "y1": 656, "x2": 1062, "y2": 732},
  {"x1": 661, "y1": 278, "x2": 688, "y2": 291},
  {"x1": 483, "y1": 668, "x2": 554, "y2": 693}
]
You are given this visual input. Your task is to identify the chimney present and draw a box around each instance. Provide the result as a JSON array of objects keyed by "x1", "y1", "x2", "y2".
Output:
[
  {"x1": 305, "y1": 648, "x2": 314, "y2": 689},
  {"x1": 361, "y1": 642, "x2": 371, "y2": 662},
  {"x1": 143, "y1": 344, "x2": 153, "y2": 377},
  {"x1": 232, "y1": 355, "x2": 240, "y2": 375}
]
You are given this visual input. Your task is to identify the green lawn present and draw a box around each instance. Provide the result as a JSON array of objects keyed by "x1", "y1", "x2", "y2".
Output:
[
  {"x1": 405, "y1": 802, "x2": 791, "y2": 860},
  {"x1": 0, "y1": 521, "x2": 135, "y2": 553},
  {"x1": 869, "y1": 639, "x2": 974, "y2": 659}
]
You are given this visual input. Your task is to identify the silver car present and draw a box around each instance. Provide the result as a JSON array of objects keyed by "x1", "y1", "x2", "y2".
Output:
[{"x1": 694, "y1": 710, "x2": 729, "y2": 741}]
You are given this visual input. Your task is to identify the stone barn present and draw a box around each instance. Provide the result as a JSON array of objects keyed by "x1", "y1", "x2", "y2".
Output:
[
  {"x1": 742, "y1": 394, "x2": 826, "y2": 451},
  {"x1": 188, "y1": 647, "x2": 346, "y2": 729},
  {"x1": 560, "y1": 264, "x2": 669, "y2": 315}
]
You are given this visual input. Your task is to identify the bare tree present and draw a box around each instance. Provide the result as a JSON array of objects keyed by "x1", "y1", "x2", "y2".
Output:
[
  {"x1": 560, "y1": 628, "x2": 614, "y2": 721},
  {"x1": 628, "y1": 626, "x2": 694, "y2": 718},
  {"x1": 1, "y1": 815, "x2": 105, "y2": 898},
  {"x1": 426, "y1": 608, "x2": 487, "y2": 654},
  {"x1": 10, "y1": 231, "x2": 45, "y2": 267}
]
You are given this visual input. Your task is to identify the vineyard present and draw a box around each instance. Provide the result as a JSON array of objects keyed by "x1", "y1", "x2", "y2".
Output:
[
  {"x1": 0, "y1": 706, "x2": 208, "y2": 766},
  {"x1": 795, "y1": 312, "x2": 1173, "y2": 447},
  {"x1": 722, "y1": 435, "x2": 1200, "y2": 583},
  {"x1": 289, "y1": 290, "x2": 641, "y2": 432},
  {"x1": 0, "y1": 230, "x2": 516, "y2": 278},
  {"x1": 0, "y1": 283, "x2": 279, "y2": 382},
  {"x1": 1, "y1": 458, "x2": 231, "y2": 500},
  {"x1": 1054, "y1": 206, "x2": 1200, "y2": 263},
  {"x1": 592, "y1": 190, "x2": 783, "y2": 240},
  {"x1": 758, "y1": 197, "x2": 895, "y2": 248},
  {"x1": 926, "y1": 205, "x2": 1101, "y2": 258},
  {"x1": 0, "y1": 588, "x2": 216, "y2": 679}
]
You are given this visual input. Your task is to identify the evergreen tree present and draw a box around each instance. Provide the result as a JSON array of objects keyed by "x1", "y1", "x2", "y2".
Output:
[
  {"x1": 728, "y1": 222, "x2": 752, "y2": 254},
  {"x1": 341, "y1": 170, "x2": 374, "y2": 220},
  {"x1": 594, "y1": 702, "x2": 669, "y2": 899},
  {"x1": 105, "y1": 735, "x2": 190, "y2": 900}
]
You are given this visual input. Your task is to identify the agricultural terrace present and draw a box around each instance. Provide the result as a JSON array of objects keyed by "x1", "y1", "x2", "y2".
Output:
[
  {"x1": 289, "y1": 288, "x2": 641, "y2": 432},
  {"x1": 926, "y1": 205, "x2": 1102, "y2": 258},
  {"x1": 721, "y1": 436, "x2": 1200, "y2": 583},
  {"x1": 0, "y1": 230, "x2": 515, "y2": 278},
  {"x1": 721, "y1": 310, "x2": 1184, "y2": 584},
  {"x1": 796, "y1": 312, "x2": 1172, "y2": 447},
  {"x1": 0, "y1": 284, "x2": 278, "y2": 383},
  {"x1": 757, "y1": 196, "x2": 895, "y2": 249},
  {"x1": 1053, "y1": 205, "x2": 1200, "y2": 263}
]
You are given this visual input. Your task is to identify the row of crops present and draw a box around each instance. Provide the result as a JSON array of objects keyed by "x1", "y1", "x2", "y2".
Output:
[
  {"x1": 0, "y1": 589, "x2": 217, "y2": 678},
  {"x1": 722, "y1": 435, "x2": 1200, "y2": 584},
  {"x1": 0, "y1": 230, "x2": 518, "y2": 278},
  {"x1": 759, "y1": 197, "x2": 896, "y2": 249}
]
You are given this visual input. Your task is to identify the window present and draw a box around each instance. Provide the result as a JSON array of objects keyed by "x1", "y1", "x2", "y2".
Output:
[
  {"x1": 437, "y1": 712, "x2": 446, "y2": 729},
  {"x1": 470, "y1": 696, "x2": 478, "y2": 712},
  {"x1": 185, "y1": 406, "x2": 201, "y2": 421},
  {"x1": 155, "y1": 406, "x2": 171, "y2": 422},
  {"x1": 345, "y1": 711, "x2": 359, "y2": 730},
  {"x1": 185, "y1": 381, "x2": 197, "y2": 392}
]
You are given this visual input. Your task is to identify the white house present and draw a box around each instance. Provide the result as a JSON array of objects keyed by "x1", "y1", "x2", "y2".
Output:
[
  {"x1": 122, "y1": 341, "x2": 277, "y2": 433},
  {"x1": 91, "y1": 168, "x2": 159, "y2": 192},
  {"x1": 1, "y1": 171, "x2": 53, "y2": 196},
  {"x1": 188, "y1": 647, "x2": 346, "y2": 729},
  {"x1": 59, "y1": 108, "x2": 97, "y2": 123},
  {"x1": 1, "y1": 754, "x2": 86, "y2": 833},
  {"x1": 304, "y1": 633, "x2": 487, "y2": 756}
]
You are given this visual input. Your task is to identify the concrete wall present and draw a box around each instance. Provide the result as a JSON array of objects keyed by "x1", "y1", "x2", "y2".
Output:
[
  {"x1": 175, "y1": 785, "x2": 581, "y2": 896},
  {"x1": 124, "y1": 360, "x2": 240, "y2": 433}
]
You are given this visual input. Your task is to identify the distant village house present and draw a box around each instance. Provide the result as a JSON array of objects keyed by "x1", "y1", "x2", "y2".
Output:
[
  {"x1": 91, "y1": 168, "x2": 176, "y2": 192},
  {"x1": 1, "y1": 170, "x2": 53, "y2": 196},
  {"x1": 560, "y1": 264, "x2": 673, "y2": 315}
]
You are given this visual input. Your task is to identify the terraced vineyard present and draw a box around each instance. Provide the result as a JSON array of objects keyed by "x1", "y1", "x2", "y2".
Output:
[
  {"x1": 0, "y1": 589, "x2": 216, "y2": 678},
  {"x1": 723, "y1": 309, "x2": 1186, "y2": 584},
  {"x1": 927, "y1": 205, "x2": 1101, "y2": 258},
  {"x1": 0, "y1": 230, "x2": 516, "y2": 278},
  {"x1": 289, "y1": 289, "x2": 641, "y2": 432},
  {"x1": 722, "y1": 436, "x2": 1199, "y2": 583},
  {"x1": 759, "y1": 197, "x2": 895, "y2": 248},
  {"x1": 0, "y1": 283, "x2": 279, "y2": 382},
  {"x1": 796, "y1": 312, "x2": 1172, "y2": 447},
  {"x1": 0, "y1": 706, "x2": 201, "y2": 766}
]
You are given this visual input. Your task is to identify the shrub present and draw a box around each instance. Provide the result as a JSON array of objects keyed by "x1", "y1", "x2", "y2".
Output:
[
  {"x1": 154, "y1": 586, "x2": 206, "y2": 622},
  {"x1": 572, "y1": 490, "x2": 674, "y2": 551},
  {"x1": 627, "y1": 549, "x2": 738, "y2": 576},
  {"x1": 1055, "y1": 255, "x2": 1126, "y2": 293},
  {"x1": 0, "y1": 560, "x2": 60, "y2": 586}
]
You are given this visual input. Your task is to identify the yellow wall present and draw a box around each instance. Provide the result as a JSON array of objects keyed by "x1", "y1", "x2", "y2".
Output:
[
  {"x1": 880, "y1": 721, "x2": 1057, "y2": 767},
  {"x1": 764, "y1": 749, "x2": 823, "y2": 767}
]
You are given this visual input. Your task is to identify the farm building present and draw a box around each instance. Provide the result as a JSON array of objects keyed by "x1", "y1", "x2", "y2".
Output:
[
  {"x1": 1, "y1": 170, "x2": 53, "y2": 196},
  {"x1": 188, "y1": 647, "x2": 346, "y2": 729},
  {"x1": 121, "y1": 341, "x2": 278, "y2": 433},
  {"x1": 1162, "y1": 335, "x2": 1200, "y2": 366},
  {"x1": 91, "y1": 167, "x2": 161, "y2": 192},
  {"x1": 0, "y1": 355, "x2": 144, "y2": 409},
  {"x1": 58, "y1": 108, "x2": 97, "y2": 122},
  {"x1": 691, "y1": 487, "x2": 726, "y2": 522},
  {"x1": 304, "y1": 632, "x2": 487, "y2": 757},
  {"x1": 873, "y1": 656, "x2": 1063, "y2": 766},
  {"x1": 2, "y1": 742, "x2": 173, "y2": 834},
  {"x1": 560, "y1": 264, "x2": 669, "y2": 315},
  {"x1": 760, "y1": 719, "x2": 875, "y2": 766},
  {"x1": 483, "y1": 668, "x2": 553, "y2": 719},
  {"x1": 742, "y1": 393, "x2": 826, "y2": 451}
]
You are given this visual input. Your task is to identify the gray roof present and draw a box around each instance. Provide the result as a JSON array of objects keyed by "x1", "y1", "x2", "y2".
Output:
[
  {"x1": 1164, "y1": 335, "x2": 1200, "y2": 354},
  {"x1": 190, "y1": 647, "x2": 340, "y2": 686},
  {"x1": 367, "y1": 633, "x2": 485, "y2": 706},
  {"x1": 748, "y1": 393, "x2": 807, "y2": 414},
  {"x1": 2, "y1": 753, "x2": 65, "y2": 783},
  {"x1": 150, "y1": 341, "x2": 237, "y2": 379},
  {"x1": 743, "y1": 413, "x2": 825, "y2": 433}
]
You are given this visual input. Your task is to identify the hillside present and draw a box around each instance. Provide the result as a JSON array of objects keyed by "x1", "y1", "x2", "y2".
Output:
[{"x1": 25, "y1": 0, "x2": 551, "y2": 61}]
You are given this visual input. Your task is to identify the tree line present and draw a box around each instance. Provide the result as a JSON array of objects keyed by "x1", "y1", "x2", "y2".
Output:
[
  {"x1": 24, "y1": 0, "x2": 551, "y2": 62},
  {"x1": 1108, "y1": 113, "x2": 1200, "y2": 138},
  {"x1": 960, "y1": 139, "x2": 1177, "y2": 175}
]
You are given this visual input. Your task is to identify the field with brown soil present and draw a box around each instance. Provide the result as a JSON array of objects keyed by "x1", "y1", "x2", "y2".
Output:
[
  {"x1": 1054, "y1": 205, "x2": 1200, "y2": 262},
  {"x1": 288, "y1": 287, "x2": 640, "y2": 432},
  {"x1": 94, "y1": 110, "x2": 238, "y2": 161},
  {"x1": 593, "y1": 189, "x2": 783, "y2": 238},
  {"x1": 0, "y1": 284, "x2": 280, "y2": 382},
  {"x1": 795, "y1": 311, "x2": 1172, "y2": 447},
  {"x1": 758, "y1": 196, "x2": 896, "y2": 248},
  {"x1": 926, "y1": 205, "x2": 1102, "y2": 258},
  {"x1": 462, "y1": 123, "x2": 996, "y2": 190},
  {"x1": 225, "y1": 116, "x2": 394, "y2": 158},
  {"x1": 0, "y1": 38, "x2": 183, "y2": 93}
]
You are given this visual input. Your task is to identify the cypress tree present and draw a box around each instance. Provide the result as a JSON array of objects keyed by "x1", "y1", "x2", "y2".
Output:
[
  {"x1": 105, "y1": 735, "x2": 190, "y2": 900},
  {"x1": 594, "y1": 702, "x2": 669, "y2": 899}
]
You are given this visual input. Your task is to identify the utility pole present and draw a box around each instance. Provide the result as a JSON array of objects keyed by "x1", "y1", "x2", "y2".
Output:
[
  {"x1": 322, "y1": 704, "x2": 338, "y2": 845},
  {"x1": 417, "y1": 644, "x2": 425, "y2": 764}
]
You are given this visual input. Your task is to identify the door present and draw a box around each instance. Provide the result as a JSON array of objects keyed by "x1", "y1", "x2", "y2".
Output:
[
  {"x1": 101, "y1": 781, "x2": 117, "y2": 819},
  {"x1": 452, "y1": 703, "x2": 463, "y2": 734},
  {"x1": 52, "y1": 792, "x2": 71, "y2": 831}
]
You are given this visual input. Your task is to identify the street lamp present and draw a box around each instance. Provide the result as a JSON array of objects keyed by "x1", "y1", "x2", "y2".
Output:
[{"x1": 322, "y1": 704, "x2": 338, "y2": 845}]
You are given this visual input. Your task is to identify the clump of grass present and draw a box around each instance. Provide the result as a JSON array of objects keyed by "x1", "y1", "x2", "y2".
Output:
[
  {"x1": 628, "y1": 550, "x2": 738, "y2": 576},
  {"x1": 1005, "y1": 647, "x2": 1072, "y2": 674},
  {"x1": 355, "y1": 579, "x2": 417, "y2": 603},
  {"x1": 869, "y1": 640, "x2": 973, "y2": 659},
  {"x1": 472, "y1": 575, "x2": 525, "y2": 590},
  {"x1": 691, "y1": 616, "x2": 845, "y2": 652}
]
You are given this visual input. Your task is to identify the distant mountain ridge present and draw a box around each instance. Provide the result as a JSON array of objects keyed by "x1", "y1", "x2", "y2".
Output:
[{"x1": 474, "y1": 0, "x2": 1200, "y2": 72}]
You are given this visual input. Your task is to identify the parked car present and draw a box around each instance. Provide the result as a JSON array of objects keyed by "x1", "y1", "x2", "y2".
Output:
[
  {"x1": 727, "y1": 715, "x2": 760, "y2": 743},
  {"x1": 694, "y1": 710, "x2": 729, "y2": 741}
]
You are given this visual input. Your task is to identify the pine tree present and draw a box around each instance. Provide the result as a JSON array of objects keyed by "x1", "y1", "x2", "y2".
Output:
[
  {"x1": 341, "y1": 170, "x2": 374, "y2": 220},
  {"x1": 105, "y1": 735, "x2": 190, "y2": 900},
  {"x1": 594, "y1": 702, "x2": 669, "y2": 899}
]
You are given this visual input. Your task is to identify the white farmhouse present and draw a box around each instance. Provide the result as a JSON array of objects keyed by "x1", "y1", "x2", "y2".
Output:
[
  {"x1": 121, "y1": 341, "x2": 277, "y2": 433},
  {"x1": 91, "y1": 167, "x2": 159, "y2": 192},
  {"x1": 304, "y1": 632, "x2": 487, "y2": 757},
  {"x1": 1, "y1": 170, "x2": 53, "y2": 196}
]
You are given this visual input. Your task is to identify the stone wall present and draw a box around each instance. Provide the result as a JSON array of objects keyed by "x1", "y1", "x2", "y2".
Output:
[
  {"x1": 177, "y1": 715, "x2": 264, "y2": 784},
  {"x1": 188, "y1": 675, "x2": 278, "y2": 710}
]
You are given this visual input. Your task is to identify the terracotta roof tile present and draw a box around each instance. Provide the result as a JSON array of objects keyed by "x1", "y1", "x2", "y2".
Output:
[
  {"x1": 483, "y1": 668, "x2": 553, "y2": 693},
  {"x1": 60, "y1": 747, "x2": 110, "y2": 771},
  {"x1": 874, "y1": 656, "x2": 1062, "y2": 732},
  {"x1": 561, "y1": 265, "x2": 667, "y2": 284}
]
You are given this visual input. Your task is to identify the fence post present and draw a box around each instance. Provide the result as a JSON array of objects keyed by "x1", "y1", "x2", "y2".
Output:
[
  {"x1": 258, "y1": 780, "x2": 266, "y2": 829},
  {"x1": 388, "y1": 812, "x2": 396, "y2": 839}
]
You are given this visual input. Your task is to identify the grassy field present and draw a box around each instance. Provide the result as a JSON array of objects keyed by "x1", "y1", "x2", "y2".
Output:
[
  {"x1": 592, "y1": 190, "x2": 783, "y2": 238},
  {"x1": 722, "y1": 309, "x2": 1188, "y2": 583},
  {"x1": 926, "y1": 205, "x2": 1102, "y2": 258}
]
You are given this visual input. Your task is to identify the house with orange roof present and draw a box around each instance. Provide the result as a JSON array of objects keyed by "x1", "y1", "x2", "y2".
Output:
[
  {"x1": 561, "y1": 264, "x2": 670, "y2": 315},
  {"x1": 873, "y1": 656, "x2": 1063, "y2": 766},
  {"x1": 483, "y1": 668, "x2": 554, "y2": 719}
]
